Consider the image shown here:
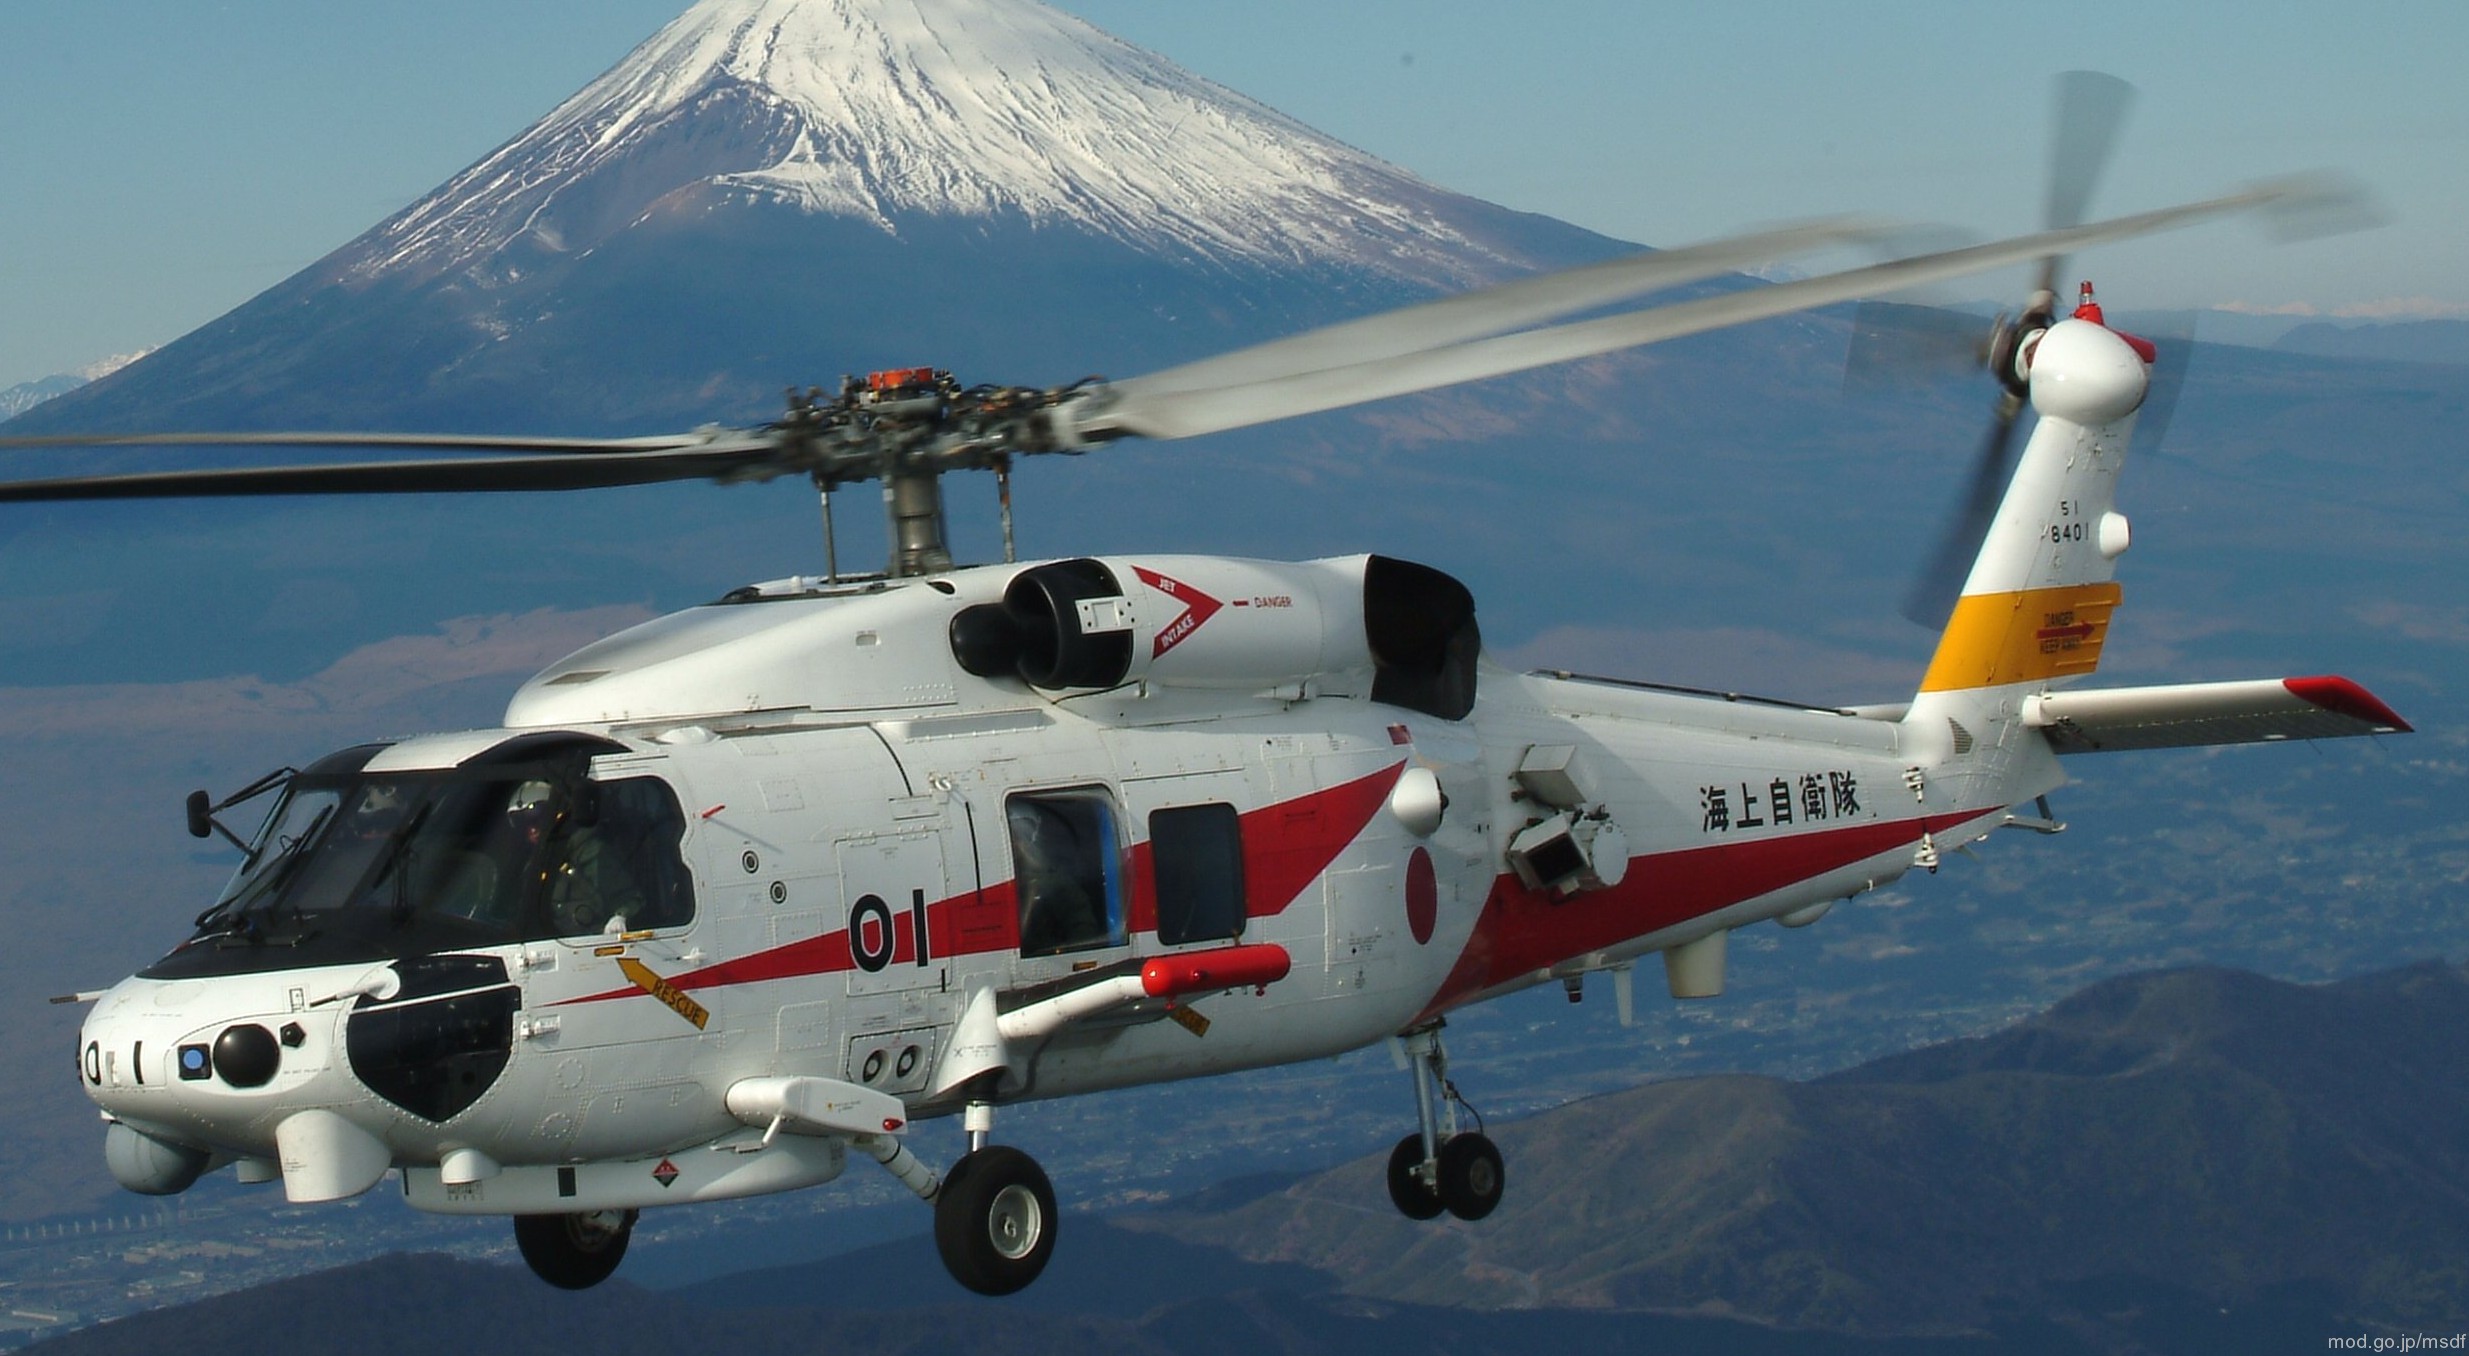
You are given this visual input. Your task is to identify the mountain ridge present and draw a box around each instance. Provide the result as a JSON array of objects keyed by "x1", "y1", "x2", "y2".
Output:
[{"x1": 1122, "y1": 961, "x2": 2469, "y2": 1335}]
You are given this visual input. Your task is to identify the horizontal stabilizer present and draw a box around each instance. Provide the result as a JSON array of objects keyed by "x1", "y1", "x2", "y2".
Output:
[{"x1": 2025, "y1": 676, "x2": 2410, "y2": 754}]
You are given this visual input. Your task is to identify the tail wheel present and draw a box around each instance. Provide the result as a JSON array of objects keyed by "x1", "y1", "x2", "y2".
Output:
[
  {"x1": 934, "y1": 1145, "x2": 1058, "y2": 1296},
  {"x1": 1437, "y1": 1132, "x2": 1505, "y2": 1221},
  {"x1": 1384, "y1": 1134, "x2": 1444, "y2": 1220},
  {"x1": 513, "y1": 1208, "x2": 637, "y2": 1290}
]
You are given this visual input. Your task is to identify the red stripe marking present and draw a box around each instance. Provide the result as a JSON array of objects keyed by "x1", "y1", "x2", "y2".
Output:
[
  {"x1": 1418, "y1": 817, "x2": 1928, "y2": 1018},
  {"x1": 2283, "y1": 675, "x2": 2412, "y2": 732},
  {"x1": 555, "y1": 759, "x2": 1405, "y2": 1010}
]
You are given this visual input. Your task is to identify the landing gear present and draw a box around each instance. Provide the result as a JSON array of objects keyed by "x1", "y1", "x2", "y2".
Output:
[
  {"x1": 1385, "y1": 1023, "x2": 1506, "y2": 1223},
  {"x1": 862, "y1": 1101, "x2": 1062, "y2": 1297},
  {"x1": 512, "y1": 1208, "x2": 637, "y2": 1290},
  {"x1": 1385, "y1": 1134, "x2": 1445, "y2": 1219},
  {"x1": 933, "y1": 1144, "x2": 1058, "y2": 1296}
]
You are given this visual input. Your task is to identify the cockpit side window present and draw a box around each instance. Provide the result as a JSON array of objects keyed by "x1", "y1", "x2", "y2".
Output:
[
  {"x1": 1006, "y1": 790, "x2": 1126, "y2": 957},
  {"x1": 148, "y1": 737, "x2": 700, "y2": 978},
  {"x1": 543, "y1": 777, "x2": 694, "y2": 937},
  {"x1": 374, "y1": 777, "x2": 551, "y2": 931},
  {"x1": 183, "y1": 766, "x2": 697, "y2": 948}
]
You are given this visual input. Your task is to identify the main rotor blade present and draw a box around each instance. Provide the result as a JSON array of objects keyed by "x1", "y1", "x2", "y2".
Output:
[
  {"x1": 1076, "y1": 181, "x2": 2317, "y2": 443},
  {"x1": 0, "y1": 429, "x2": 730, "y2": 455},
  {"x1": 1122, "y1": 218, "x2": 1887, "y2": 399},
  {"x1": 0, "y1": 441, "x2": 787, "y2": 502}
]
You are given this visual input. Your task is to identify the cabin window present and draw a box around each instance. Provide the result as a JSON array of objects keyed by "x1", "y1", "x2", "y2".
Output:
[
  {"x1": 1006, "y1": 790, "x2": 1126, "y2": 957},
  {"x1": 1150, "y1": 803, "x2": 1246, "y2": 946}
]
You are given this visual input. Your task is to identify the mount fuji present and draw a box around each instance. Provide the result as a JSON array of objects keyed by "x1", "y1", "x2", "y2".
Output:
[{"x1": 15, "y1": 0, "x2": 1646, "y2": 437}]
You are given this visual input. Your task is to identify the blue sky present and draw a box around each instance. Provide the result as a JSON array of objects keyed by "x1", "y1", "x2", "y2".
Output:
[{"x1": 4, "y1": 0, "x2": 2464, "y2": 390}]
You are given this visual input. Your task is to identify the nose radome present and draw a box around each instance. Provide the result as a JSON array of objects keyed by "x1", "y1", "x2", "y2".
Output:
[
  {"x1": 214, "y1": 1024, "x2": 282, "y2": 1088},
  {"x1": 79, "y1": 973, "x2": 355, "y2": 1146}
]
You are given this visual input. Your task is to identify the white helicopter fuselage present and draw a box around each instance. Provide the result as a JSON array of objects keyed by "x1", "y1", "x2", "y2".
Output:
[
  {"x1": 72, "y1": 316, "x2": 2408, "y2": 1250},
  {"x1": 78, "y1": 555, "x2": 1953, "y2": 1208}
]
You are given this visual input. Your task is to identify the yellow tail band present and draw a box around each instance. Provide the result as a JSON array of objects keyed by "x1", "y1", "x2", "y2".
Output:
[{"x1": 1919, "y1": 582, "x2": 2123, "y2": 693}]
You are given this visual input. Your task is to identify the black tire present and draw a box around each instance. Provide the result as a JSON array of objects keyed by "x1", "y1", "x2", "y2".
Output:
[
  {"x1": 934, "y1": 1145, "x2": 1058, "y2": 1296},
  {"x1": 513, "y1": 1209, "x2": 637, "y2": 1290},
  {"x1": 1385, "y1": 1133, "x2": 1444, "y2": 1220},
  {"x1": 1437, "y1": 1132, "x2": 1505, "y2": 1221}
]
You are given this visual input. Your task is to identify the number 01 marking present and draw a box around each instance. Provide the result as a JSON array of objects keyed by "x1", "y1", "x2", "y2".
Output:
[{"x1": 850, "y1": 888, "x2": 934, "y2": 974}]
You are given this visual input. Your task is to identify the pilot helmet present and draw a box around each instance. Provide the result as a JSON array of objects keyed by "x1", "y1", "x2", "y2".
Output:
[
  {"x1": 353, "y1": 781, "x2": 405, "y2": 823},
  {"x1": 507, "y1": 779, "x2": 559, "y2": 830}
]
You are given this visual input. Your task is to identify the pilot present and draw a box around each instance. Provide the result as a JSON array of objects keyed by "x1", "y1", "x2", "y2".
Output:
[
  {"x1": 1009, "y1": 798, "x2": 1107, "y2": 955},
  {"x1": 430, "y1": 780, "x2": 562, "y2": 930},
  {"x1": 539, "y1": 791, "x2": 648, "y2": 936}
]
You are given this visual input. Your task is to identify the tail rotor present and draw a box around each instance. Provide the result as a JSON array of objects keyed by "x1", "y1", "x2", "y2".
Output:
[{"x1": 1896, "y1": 72, "x2": 2137, "y2": 628}]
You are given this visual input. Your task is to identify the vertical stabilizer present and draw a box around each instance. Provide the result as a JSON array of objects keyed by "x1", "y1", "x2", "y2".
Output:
[{"x1": 1905, "y1": 312, "x2": 2152, "y2": 770}]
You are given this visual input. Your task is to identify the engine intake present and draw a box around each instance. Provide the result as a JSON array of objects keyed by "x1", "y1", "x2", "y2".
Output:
[{"x1": 948, "y1": 554, "x2": 1480, "y2": 720}]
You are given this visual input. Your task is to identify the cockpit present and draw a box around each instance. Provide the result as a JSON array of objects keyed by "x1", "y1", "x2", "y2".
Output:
[{"x1": 145, "y1": 735, "x2": 694, "y2": 979}]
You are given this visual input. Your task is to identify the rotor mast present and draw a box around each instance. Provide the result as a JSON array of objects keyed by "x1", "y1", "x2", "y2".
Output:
[
  {"x1": 788, "y1": 369, "x2": 1098, "y2": 579},
  {"x1": 884, "y1": 463, "x2": 954, "y2": 576}
]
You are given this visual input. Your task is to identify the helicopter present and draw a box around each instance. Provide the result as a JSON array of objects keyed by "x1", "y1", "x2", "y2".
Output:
[{"x1": 4, "y1": 80, "x2": 2411, "y2": 1294}]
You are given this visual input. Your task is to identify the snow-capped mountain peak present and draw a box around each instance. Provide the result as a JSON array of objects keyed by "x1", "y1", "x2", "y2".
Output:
[{"x1": 358, "y1": 0, "x2": 1500, "y2": 283}]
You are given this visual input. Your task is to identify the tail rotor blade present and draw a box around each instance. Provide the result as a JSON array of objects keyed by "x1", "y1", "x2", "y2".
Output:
[
  {"x1": 1901, "y1": 393, "x2": 2028, "y2": 628},
  {"x1": 2045, "y1": 71, "x2": 2136, "y2": 234},
  {"x1": 2121, "y1": 310, "x2": 2199, "y2": 453},
  {"x1": 2035, "y1": 72, "x2": 2136, "y2": 301},
  {"x1": 1843, "y1": 299, "x2": 1994, "y2": 397}
]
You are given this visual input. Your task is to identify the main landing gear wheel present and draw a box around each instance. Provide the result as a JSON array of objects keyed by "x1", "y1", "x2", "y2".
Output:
[
  {"x1": 513, "y1": 1208, "x2": 638, "y2": 1290},
  {"x1": 1386, "y1": 1132, "x2": 1505, "y2": 1222},
  {"x1": 934, "y1": 1144, "x2": 1058, "y2": 1296},
  {"x1": 1388, "y1": 1024, "x2": 1509, "y2": 1223},
  {"x1": 1437, "y1": 1131, "x2": 1505, "y2": 1221},
  {"x1": 1385, "y1": 1134, "x2": 1444, "y2": 1220}
]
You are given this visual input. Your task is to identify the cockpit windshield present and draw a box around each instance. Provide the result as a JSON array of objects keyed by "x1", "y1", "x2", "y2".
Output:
[{"x1": 146, "y1": 744, "x2": 694, "y2": 979}]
